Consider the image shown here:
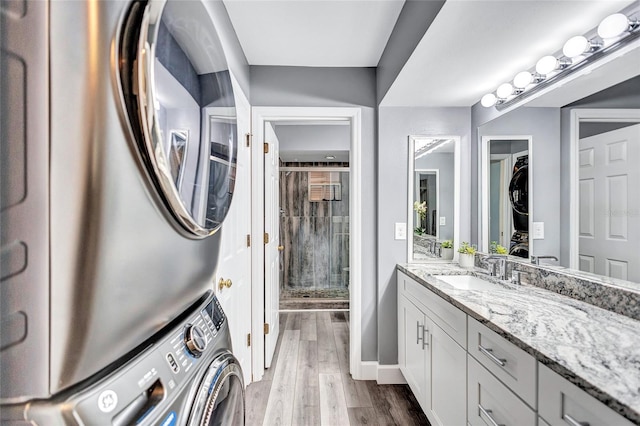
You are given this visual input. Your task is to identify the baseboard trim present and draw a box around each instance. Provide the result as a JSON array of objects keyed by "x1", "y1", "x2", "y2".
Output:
[
  {"x1": 377, "y1": 364, "x2": 407, "y2": 384},
  {"x1": 356, "y1": 362, "x2": 407, "y2": 384}
]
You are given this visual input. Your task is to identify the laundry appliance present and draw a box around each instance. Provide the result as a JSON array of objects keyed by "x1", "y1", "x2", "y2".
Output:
[
  {"x1": 1, "y1": 0, "x2": 240, "y2": 415},
  {"x1": 508, "y1": 155, "x2": 529, "y2": 258},
  {"x1": 6, "y1": 293, "x2": 244, "y2": 425}
]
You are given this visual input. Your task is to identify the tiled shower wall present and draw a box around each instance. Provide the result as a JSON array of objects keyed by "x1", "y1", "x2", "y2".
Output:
[{"x1": 279, "y1": 165, "x2": 350, "y2": 295}]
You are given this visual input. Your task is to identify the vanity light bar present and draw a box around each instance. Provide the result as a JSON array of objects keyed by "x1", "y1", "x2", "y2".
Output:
[{"x1": 480, "y1": 8, "x2": 640, "y2": 109}]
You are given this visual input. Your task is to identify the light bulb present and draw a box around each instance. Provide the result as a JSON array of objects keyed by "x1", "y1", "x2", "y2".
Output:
[
  {"x1": 496, "y1": 83, "x2": 514, "y2": 99},
  {"x1": 513, "y1": 71, "x2": 533, "y2": 89},
  {"x1": 481, "y1": 93, "x2": 497, "y2": 108},
  {"x1": 598, "y1": 13, "x2": 630, "y2": 39},
  {"x1": 536, "y1": 56, "x2": 559, "y2": 75},
  {"x1": 563, "y1": 35, "x2": 589, "y2": 58}
]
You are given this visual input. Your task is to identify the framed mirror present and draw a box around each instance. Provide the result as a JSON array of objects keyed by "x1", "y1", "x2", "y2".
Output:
[
  {"x1": 480, "y1": 136, "x2": 532, "y2": 259},
  {"x1": 570, "y1": 109, "x2": 640, "y2": 284},
  {"x1": 408, "y1": 136, "x2": 460, "y2": 262}
]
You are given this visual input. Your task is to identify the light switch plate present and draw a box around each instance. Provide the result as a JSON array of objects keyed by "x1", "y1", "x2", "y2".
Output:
[
  {"x1": 395, "y1": 222, "x2": 407, "y2": 240},
  {"x1": 439, "y1": 216, "x2": 446, "y2": 226},
  {"x1": 532, "y1": 222, "x2": 544, "y2": 239}
]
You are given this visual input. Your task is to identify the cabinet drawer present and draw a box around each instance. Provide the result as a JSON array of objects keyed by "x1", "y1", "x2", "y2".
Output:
[
  {"x1": 538, "y1": 363, "x2": 635, "y2": 426},
  {"x1": 399, "y1": 272, "x2": 467, "y2": 348},
  {"x1": 468, "y1": 355, "x2": 536, "y2": 426},
  {"x1": 468, "y1": 317, "x2": 536, "y2": 407}
]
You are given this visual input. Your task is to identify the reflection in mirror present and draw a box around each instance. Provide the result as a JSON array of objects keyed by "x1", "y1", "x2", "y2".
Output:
[
  {"x1": 482, "y1": 137, "x2": 531, "y2": 259},
  {"x1": 169, "y1": 129, "x2": 188, "y2": 187},
  {"x1": 571, "y1": 109, "x2": 640, "y2": 283},
  {"x1": 408, "y1": 136, "x2": 460, "y2": 262}
]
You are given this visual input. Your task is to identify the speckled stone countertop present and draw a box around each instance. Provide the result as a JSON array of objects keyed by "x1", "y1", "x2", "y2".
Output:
[{"x1": 397, "y1": 263, "x2": 640, "y2": 424}]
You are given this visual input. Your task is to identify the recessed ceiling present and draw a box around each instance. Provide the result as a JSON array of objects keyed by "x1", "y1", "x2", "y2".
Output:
[
  {"x1": 222, "y1": 0, "x2": 405, "y2": 67},
  {"x1": 381, "y1": 0, "x2": 638, "y2": 106}
]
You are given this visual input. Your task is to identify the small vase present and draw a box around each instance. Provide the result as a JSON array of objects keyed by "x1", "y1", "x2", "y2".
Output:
[
  {"x1": 442, "y1": 248, "x2": 454, "y2": 261},
  {"x1": 459, "y1": 253, "x2": 475, "y2": 268}
]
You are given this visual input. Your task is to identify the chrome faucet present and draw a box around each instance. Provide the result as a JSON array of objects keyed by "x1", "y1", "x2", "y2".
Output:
[
  {"x1": 531, "y1": 255, "x2": 558, "y2": 265},
  {"x1": 485, "y1": 256, "x2": 507, "y2": 280}
]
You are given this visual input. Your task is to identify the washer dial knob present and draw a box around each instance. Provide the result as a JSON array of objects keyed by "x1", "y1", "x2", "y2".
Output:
[{"x1": 184, "y1": 324, "x2": 207, "y2": 357}]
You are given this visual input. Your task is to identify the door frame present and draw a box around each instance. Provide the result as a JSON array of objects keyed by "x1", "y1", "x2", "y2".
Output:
[
  {"x1": 250, "y1": 107, "x2": 363, "y2": 382},
  {"x1": 413, "y1": 169, "x2": 439, "y2": 239},
  {"x1": 569, "y1": 108, "x2": 640, "y2": 269}
]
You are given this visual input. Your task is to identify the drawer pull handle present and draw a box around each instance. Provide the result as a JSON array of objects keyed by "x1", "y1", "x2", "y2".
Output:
[
  {"x1": 422, "y1": 326, "x2": 429, "y2": 350},
  {"x1": 563, "y1": 414, "x2": 590, "y2": 426},
  {"x1": 478, "y1": 404, "x2": 504, "y2": 426},
  {"x1": 417, "y1": 322, "x2": 424, "y2": 345},
  {"x1": 478, "y1": 344, "x2": 507, "y2": 367}
]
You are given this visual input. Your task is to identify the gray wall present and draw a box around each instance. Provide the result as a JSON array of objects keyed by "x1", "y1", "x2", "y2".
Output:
[
  {"x1": 476, "y1": 107, "x2": 561, "y2": 259},
  {"x1": 559, "y1": 76, "x2": 640, "y2": 265},
  {"x1": 376, "y1": 0, "x2": 445, "y2": 104},
  {"x1": 377, "y1": 107, "x2": 471, "y2": 365},
  {"x1": 415, "y1": 153, "x2": 455, "y2": 240},
  {"x1": 274, "y1": 124, "x2": 351, "y2": 152},
  {"x1": 251, "y1": 65, "x2": 379, "y2": 361}
]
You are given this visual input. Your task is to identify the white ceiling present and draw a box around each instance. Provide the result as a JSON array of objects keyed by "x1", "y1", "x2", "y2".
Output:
[
  {"x1": 381, "y1": 0, "x2": 638, "y2": 106},
  {"x1": 222, "y1": 0, "x2": 405, "y2": 67}
]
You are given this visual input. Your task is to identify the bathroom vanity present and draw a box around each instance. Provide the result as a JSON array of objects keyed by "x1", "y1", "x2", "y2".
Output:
[{"x1": 396, "y1": 261, "x2": 640, "y2": 426}]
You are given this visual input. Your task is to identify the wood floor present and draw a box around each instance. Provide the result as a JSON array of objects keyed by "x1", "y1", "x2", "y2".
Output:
[{"x1": 245, "y1": 311, "x2": 430, "y2": 426}]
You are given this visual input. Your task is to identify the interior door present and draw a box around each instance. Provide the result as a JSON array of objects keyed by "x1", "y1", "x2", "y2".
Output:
[
  {"x1": 214, "y1": 80, "x2": 252, "y2": 385},
  {"x1": 264, "y1": 122, "x2": 280, "y2": 368},
  {"x1": 579, "y1": 124, "x2": 640, "y2": 282}
]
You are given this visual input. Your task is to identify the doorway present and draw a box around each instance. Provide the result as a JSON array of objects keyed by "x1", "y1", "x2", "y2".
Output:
[{"x1": 250, "y1": 107, "x2": 363, "y2": 383}]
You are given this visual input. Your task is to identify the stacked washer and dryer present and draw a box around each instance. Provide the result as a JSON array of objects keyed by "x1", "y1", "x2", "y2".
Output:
[
  {"x1": 1, "y1": 0, "x2": 244, "y2": 424},
  {"x1": 508, "y1": 155, "x2": 529, "y2": 258}
]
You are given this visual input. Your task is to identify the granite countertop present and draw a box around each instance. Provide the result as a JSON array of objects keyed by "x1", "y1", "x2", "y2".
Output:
[{"x1": 397, "y1": 263, "x2": 640, "y2": 424}]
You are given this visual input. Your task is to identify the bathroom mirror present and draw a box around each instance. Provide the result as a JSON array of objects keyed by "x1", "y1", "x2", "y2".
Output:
[
  {"x1": 480, "y1": 136, "x2": 532, "y2": 259},
  {"x1": 408, "y1": 136, "x2": 460, "y2": 262},
  {"x1": 570, "y1": 109, "x2": 640, "y2": 284}
]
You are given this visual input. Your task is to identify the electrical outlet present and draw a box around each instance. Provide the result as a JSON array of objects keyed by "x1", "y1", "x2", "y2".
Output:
[
  {"x1": 439, "y1": 216, "x2": 446, "y2": 226},
  {"x1": 395, "y1": 223, "x2": 407, "y2": 240}
]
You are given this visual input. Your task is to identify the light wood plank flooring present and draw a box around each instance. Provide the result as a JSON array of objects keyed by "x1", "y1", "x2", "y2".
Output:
[{"x1": 245, "y1": 312, "x2": 430, "y2": 426}]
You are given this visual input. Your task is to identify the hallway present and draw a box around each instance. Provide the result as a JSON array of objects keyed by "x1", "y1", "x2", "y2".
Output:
[{"x1": 245, "y1": 312, "x2": 429, "y2": 425}]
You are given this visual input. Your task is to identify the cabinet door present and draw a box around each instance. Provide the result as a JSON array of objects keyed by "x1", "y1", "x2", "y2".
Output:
[
  {"x1": 428, "y1": 320, "x2": 467, "y2": 426},
  {"x1": 399, "y1": 296, "x2": 429, "y2": 411}
]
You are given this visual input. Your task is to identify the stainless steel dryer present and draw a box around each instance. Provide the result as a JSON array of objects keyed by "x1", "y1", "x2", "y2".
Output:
[
  {"x1": 5, "y1": 292, "x2": 245, "y2": 425},
  {"x1": 1, "y1": 0, "x2": 239, "y2": 404}
]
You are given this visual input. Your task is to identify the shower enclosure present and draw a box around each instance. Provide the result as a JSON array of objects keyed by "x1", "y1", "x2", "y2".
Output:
[{"x1": 279, "y1": 165, "x2": 349, "y2": 308}]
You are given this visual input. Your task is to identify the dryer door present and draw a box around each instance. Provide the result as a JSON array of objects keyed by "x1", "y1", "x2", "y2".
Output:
[
  {"x1": 189, "y1": 352, "x2": 244, "y2": 426},
  {"x1": 120, "y1": 0, "x2": 237, "y2": 238}
]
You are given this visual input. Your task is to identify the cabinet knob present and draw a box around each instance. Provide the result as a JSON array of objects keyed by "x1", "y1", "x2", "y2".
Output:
[{"x1": 278, "y1": 245, "x2": 285, "y2": 251}]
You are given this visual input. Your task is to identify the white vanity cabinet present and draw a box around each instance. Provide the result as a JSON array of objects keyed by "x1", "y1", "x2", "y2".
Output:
[
  {"x1": 397, "y1": 271, "x2": 467, "y2": 426},
  {"x1": 538, "y1": 363, "x2": 635, "y2": 426}
]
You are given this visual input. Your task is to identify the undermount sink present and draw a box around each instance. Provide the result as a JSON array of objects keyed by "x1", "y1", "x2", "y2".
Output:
[{"x1": 433, "y1": 274, "x2": 500, "y2": 291}]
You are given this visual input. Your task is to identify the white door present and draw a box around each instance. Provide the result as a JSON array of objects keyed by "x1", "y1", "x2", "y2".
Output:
[
  {"x1": 215, "y1": 79, "x2": 252, "y2": 385},
  {"x1": 264, "y1": 122, "x2": 280, "y2": 368},
  {"x1": 579, "y1": 124, "x2": 640, "y2": 282}
]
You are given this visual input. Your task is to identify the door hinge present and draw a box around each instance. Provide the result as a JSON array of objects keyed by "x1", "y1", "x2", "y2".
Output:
[
  {"x1": 264, "y1": 323, "x2": 270, "y2": 335},
  {"x1": 264, "y1": 142, "x2": 269, "y2": 154},
  {"x1": 246, "y1": 133, "x2": 252, "y2": 147},
  {"x1": 247, "y1": 333, "x2": 251, "y2": 347},
  {"x1": 264, "y1": 233, "x2": 269, "y2": 244},
  {"x1": 246, "y1": 234, "x2": 251, "y2": 247}
]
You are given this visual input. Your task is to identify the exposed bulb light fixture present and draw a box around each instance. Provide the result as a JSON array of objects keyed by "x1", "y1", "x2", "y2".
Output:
[
  {"x1": 479, "y1": 6, "x2": 639, "y2": 109},
  {"x1": 481, "y1": 93, "x2": 497, "y2": 107},
  {"x1": 598, "y1": 13, "x2": 639, "y2": 39},
  {"x1": 513, "y1": 71, "x2": 533, "y2": 89},
  {"x1": 496, "y1": 83, "x2": 514, "y2": 99},
  {"x1": 535, "y1": 55, "x2": 570, "y2": 75},
  {"x1": 562, "y1": 35, "x2": 602, "y2": 58}
]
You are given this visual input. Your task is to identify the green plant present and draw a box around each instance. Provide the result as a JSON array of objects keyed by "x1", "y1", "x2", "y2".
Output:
[
  {"x1": 414, "y1": 227, "x2": 425, "y2": 235},
  {"x1": 413, "y1": 201, "x2": 427, "y2": 220},
  {"x1": 441, "y1": 240, "x2": 453, "y2": 249},
  {"x1": 490, "y1": 241, "x2": 508, "y2": 255},
  {"x1": 457, "y1": 241, "x2": 476, "y2": 255}
]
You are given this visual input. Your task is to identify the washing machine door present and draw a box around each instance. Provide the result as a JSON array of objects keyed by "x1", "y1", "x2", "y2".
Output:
[
  {"x1": 120, "y1": 0, "x2": 237, "y2": 238},
  {"x1": 189, "y1": 352, "x2": 244, "y2": 426},
  {"x1": 509, "y1": 164, "x2": 528, "y2": 216}
]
